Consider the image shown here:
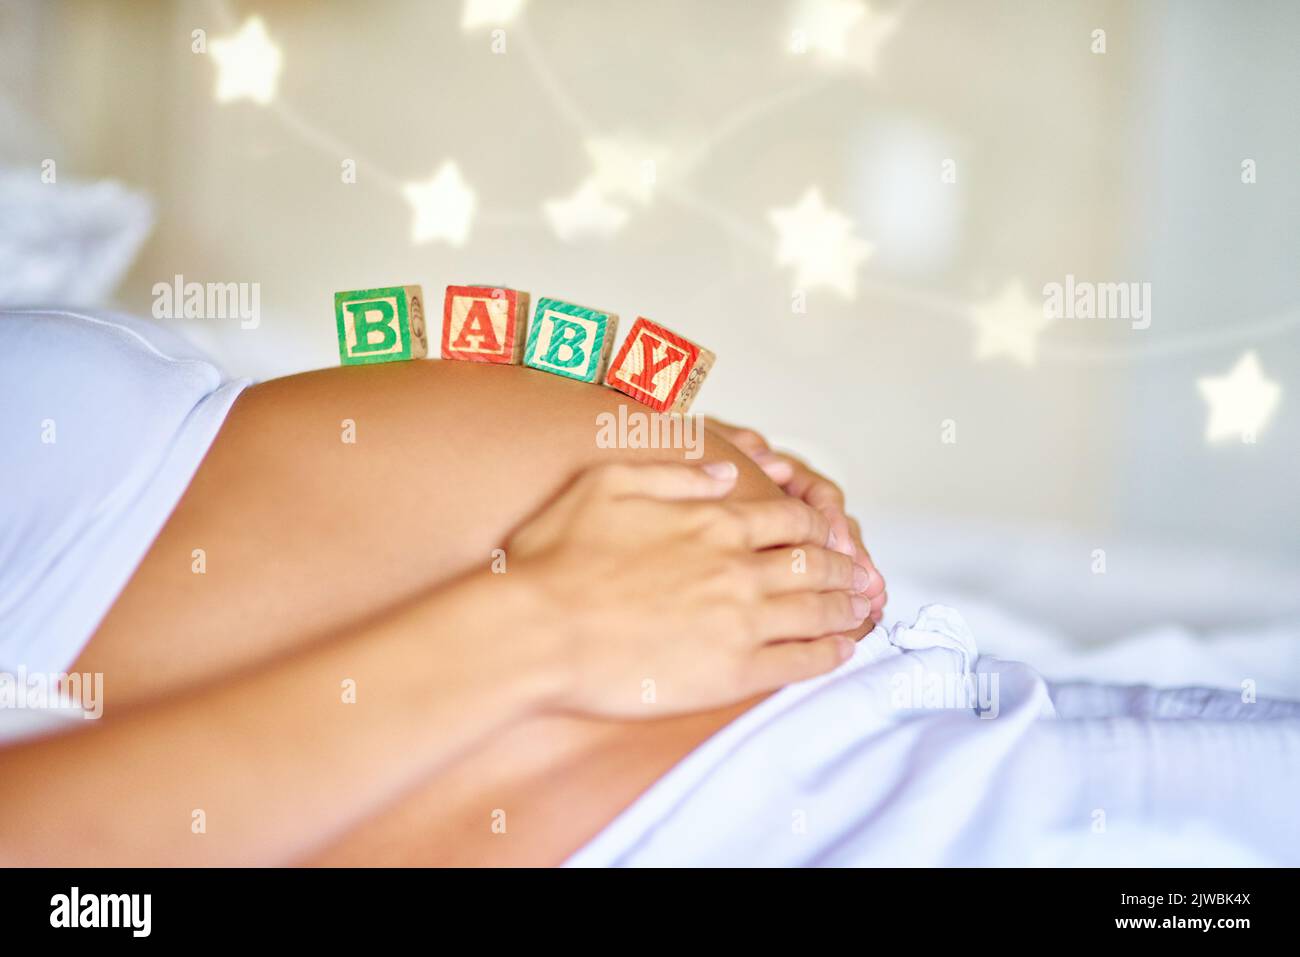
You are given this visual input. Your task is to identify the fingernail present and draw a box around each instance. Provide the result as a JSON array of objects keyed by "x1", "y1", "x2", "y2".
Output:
[
  {"x1": 851, "y1": 596, "x2": 870, "y2": 621},
  {"x1": 834, "y1": 534, "x2": 854, "y2": 558},
  {"x1": 836, "y1": 637, "x2": 855, "y2": 661},
  {"x1": 701, "y1": 461, "x2": 737, "y2": 481},
  {"x1": 827, "y1": 529, "x2": 838, "y2": 549},
  {"x1": 852, "y1": 565, "x2": 870, "y2": 593},
  {"x1": 760, "y1": 460, "x2": 794, "y2": 482}
]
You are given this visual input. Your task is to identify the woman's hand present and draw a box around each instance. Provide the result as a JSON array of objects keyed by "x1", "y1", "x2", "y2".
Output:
[
  {"x1": 706, "y1": 418, "x2": 886, "y2": 624},
  {"x1": 507, "y1": 461, "x2": 870, "y2": 718}
]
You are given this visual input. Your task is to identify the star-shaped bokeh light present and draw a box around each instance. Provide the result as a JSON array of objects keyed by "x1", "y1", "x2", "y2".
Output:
[
  {"x1": 543, "y1": 180, "x2": 630, "y2": 242},
  {"x1": 210, "y1": 17, "x2": 283, "y2": 105},
  {"x1": 585, "y1": 136, "x2": 665, "y2": 206},
  {"x1": 461, "y1": 0, "x2": 527, "y2": 30},
  {"x1": 791, "y1": 0, "x2": 899, "y2": 72},
  {"x1": 969, "y1": 280, "x2": 1053, "y2": 367},
  {"x1": 1197, "y1": 350, "x2": 1281, "y2": 442},
  {"x1": 768, "y1": 187, "x2": 874, "y2": 298},
  {"x1": 403, "y1": 162, "x2": 476, "y2": 246}
]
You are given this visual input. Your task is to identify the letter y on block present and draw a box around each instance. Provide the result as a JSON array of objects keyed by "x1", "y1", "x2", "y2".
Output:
[{"x1": 605, "y1": 317, "x2": 715, "y2": 412}]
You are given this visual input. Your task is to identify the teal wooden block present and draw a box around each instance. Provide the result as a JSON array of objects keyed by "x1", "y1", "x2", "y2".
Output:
[{"x1": 523, "y1": 297, "x2": 619, "y2": 383}]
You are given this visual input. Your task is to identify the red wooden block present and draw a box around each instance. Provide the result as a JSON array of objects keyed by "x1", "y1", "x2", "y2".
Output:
[
  {"x1": 604, "y1": 317, "x2": 716, "y2": 413},
  {"x1": 441, "y1": 285, "x2": 530, "y2": 363}
]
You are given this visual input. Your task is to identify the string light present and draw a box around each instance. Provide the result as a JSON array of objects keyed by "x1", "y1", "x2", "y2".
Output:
[{"x1": 202, "y1": 0, "x2": 1293, "y2": 448}]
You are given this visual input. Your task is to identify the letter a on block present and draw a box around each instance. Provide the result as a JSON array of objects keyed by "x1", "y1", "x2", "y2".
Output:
[
  {"x1": 335, "y1": 285, "x2": 428, "y2": 365},
  {"x1": 524, "y1": 297, "x2": 619, "y2": 383},
  {"x1": 442, "y1": 285, "x2": 531, "y2": 363},
  {"x1": 605, "y1": 317, "x2": 715, "y2": 412}
]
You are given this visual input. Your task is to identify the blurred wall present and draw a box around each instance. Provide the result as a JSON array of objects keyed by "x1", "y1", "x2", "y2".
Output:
[
  {"x1": 2, "y1": 0, "x2": 1296, "y2": 562},
  {"x1": 1121, "y1": 2, "x2": 1300, "y2": 558}
]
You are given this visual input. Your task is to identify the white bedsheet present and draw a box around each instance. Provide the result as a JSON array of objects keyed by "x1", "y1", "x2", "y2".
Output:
[{"x1": 567, "y1": 603, "x2": 1300, "y2": 867}]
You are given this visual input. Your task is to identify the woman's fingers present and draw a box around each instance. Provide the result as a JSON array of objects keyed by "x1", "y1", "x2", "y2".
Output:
[
  {"x1": 752, "y1": 547, "x2": 862, "y2": 596},
  {"x1": 757, "y1": 591, "x2": 869, "y2": 640},
  {"x1": 743, "y1": 636, "x2": 854, "y2": 693},
  {"x1": 725, "y1": 498, "x2": 831, "y2": 550},
  {"x1": 750, "y1": 451, "x2": 854, "y2": 556},
  {"x1": 710, "y1": 422, "x2": 859, "y2": 563},
  {"x1": 724, "y1": 431, "x2": 886, "y2": 614},
  {"x1": 846, "y1": 514, "x2": 886, "y2": 604},
  {"x1": 587, "y1": 460, "x2": 738, "y2": 501},
  {"x1": 706, "y1": 418, "x2": 770, "y2": 458},
  {"x1": 824, "y1": 509, "x2": 856, "y2": 558},
  {"x1": 771, "y1": 452, "x2": 846, "y2": 510},
  {"x1": 749, "y1": 449, "x2": 796, "y2": 484},
  {"x1": 871, "y1": 590, "x2": 888, "y2": 622}
]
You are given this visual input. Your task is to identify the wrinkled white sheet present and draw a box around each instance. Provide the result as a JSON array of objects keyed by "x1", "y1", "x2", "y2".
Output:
[{"x1": 567, "y1": 604, "x2": 1300, "y2": 866}]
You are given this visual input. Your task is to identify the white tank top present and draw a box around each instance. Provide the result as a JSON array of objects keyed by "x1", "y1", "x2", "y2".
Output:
[{"x1": 0, "y1": 308, "x2": 248, "y2": 674}]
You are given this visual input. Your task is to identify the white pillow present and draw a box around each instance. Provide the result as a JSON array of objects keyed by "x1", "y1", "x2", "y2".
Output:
[{"x1": 0, "y1": 168, "x2": 154, "y2": 306}]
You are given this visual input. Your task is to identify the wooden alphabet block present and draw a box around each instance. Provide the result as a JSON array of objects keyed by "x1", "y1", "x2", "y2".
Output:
[
  {"x1": 441, "y1": 284, "x2": 531, "y2": 363},
  {"x1": 523, "y1": 297, "x2": 619, "y2": 383},
  {"x1": 335, "y1": 285, "x2": 428, "y2": 365},
  {"x1": 605, "y1": 317, "x2": 715, "y2": 412}
]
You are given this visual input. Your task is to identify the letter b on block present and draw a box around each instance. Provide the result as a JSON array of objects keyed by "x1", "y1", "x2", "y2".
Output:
[
  {"x1": 524, "y1": 297, "x2": 618, "y2": 383},
  {"x1": 348, "y1": 299, "x2": 397, "y2": 353},
  {"x1": 543, "y1": 318, "x2": 588, "y2": 368},
  {"x1": 335, "y1": 285, "x2": 428, "y2": 365}
]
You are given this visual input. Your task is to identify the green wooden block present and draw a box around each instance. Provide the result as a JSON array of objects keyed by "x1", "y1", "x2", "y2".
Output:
[
  {"x1": 335, "y1": 285, "x2": 428, "y2": 365},
  {"x1": 523, "y1": 297, "x2": 619, "y2": 383}
]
